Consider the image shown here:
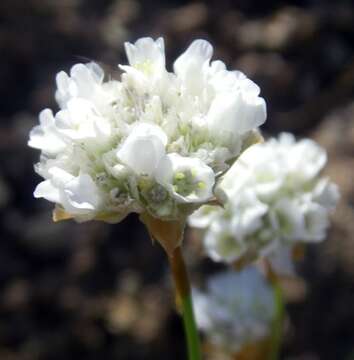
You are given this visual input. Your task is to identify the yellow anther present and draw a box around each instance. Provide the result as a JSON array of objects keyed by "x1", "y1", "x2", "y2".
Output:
[
  {"x1": 197, "y1": 181, "x2": 206, "y2": 189},
  {"x1": 175, "y1": 172, "x2": 185, "y2": 181},
  {"x1": 134, "y1": 60, "x2": 153, "y2": 74}
]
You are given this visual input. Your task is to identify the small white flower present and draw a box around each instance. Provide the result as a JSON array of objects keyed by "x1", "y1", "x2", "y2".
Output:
[
  {"x1": 34, "y1": 167, "x2": 102, "y2": 220},
  {"x1": 29, "y1": 37, "x2": 266, "y2": 222},
  {"x1": 193, "y1": 268, "x2": 275, "y2": 353},
  {"x1": 155, "y1": 153, "x2": 215, "y2": 203},
  {"x1": 28, "y1": 109, "x2": 66, "y2": 155},
  {"x1": 203, "y1": 218, "x2": 245, "y2": 263},
  {"x1": 189, "y1": 133, "x2": 339, "y2": 264},
  {"x1": 124, "y1": 37, "x2": 165, "y2": 72},
  {"x1": 55, "y1": 62, "x2": 105, "y2": 109},
  {"x1": 55, "y1": 98, "x2": 112, "y2": 140}
]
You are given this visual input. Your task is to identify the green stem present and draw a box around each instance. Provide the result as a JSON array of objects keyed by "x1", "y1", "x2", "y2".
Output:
[
  {"x1": 181, "y1": 294, "x2": 201, "y2": 360},
  {"x1": 169, "y1": 246, "x2": 202, "y2": 360},
  {"x1": 269, "y1": 279, "x2": 285, "y2": 360}
]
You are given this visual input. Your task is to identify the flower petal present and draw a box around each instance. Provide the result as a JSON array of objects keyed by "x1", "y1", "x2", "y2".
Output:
[
  {"x1": 124, "y1": 37, "x2": 165, "y2": 70},
  {"x1": 174, "y1": 39, "x2": 213, "y2": 76},
  {"x1": 28, "y1": 109, "x2": 66, "y2": 154},
  {"x1": 207, "y1": 92, "x2": 266, "y2": 136},
  {"x1": 34, "y1": 179, "x2": 61, "y2": 203},
  {"x1": 117, "y1": 123, "x2": 167, "y2": 176},
  {"x1": 63, "y1": 173, "x2": 102, "y2": 212}
]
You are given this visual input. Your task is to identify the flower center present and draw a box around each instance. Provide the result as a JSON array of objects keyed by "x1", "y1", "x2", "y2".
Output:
[
  {"x1": 173, "y1": 170, "x2": 204, "y2": 197},
  {"x1": 134, "y1": 60, "x2": 153, "y2": 75}
]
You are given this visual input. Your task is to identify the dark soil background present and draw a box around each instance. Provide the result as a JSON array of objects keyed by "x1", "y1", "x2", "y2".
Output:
[{"x1": 1, "y1": 0, "x2": 354, "y2": 359}]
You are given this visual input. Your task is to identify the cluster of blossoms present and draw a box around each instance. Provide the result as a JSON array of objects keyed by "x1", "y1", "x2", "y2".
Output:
[
  {"x1": 189, "y1": 133, "x2": 339, "y2": 264},
  {"x1": 29, "y1": 37, "x2": 266, "y2": 223},
  {"x1": 193, "y1": 268, "x2": 275, "y2": 354}
]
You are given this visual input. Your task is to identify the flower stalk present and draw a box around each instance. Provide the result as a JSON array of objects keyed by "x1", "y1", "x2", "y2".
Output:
[
  {"x1": 169, "y1": 246, "x2": 201, "y2": 360},
  {"x1": 140, "y1": 213, "x2": 201, "y2": 359},
  {"x1": 263, "y1": 260, "x2": 285, "y2": 360},
  {"x1": 269, "y1": 279, "x2": 285, "y2": 360}
]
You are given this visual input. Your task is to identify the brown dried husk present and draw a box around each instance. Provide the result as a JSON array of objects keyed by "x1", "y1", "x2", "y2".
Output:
[{"x1": 139, "y1": 212, "x2": 186, "y2": 256}]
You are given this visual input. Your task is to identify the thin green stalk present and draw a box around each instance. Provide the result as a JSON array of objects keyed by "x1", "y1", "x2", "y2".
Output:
[
  {"x1": 169, "y1": 246, "x2": 202, "y2": 360},
  {"x1": 269, "y1": 280, "x2": 285, "y2": 360},
  {"x1": 181, "y1": 293, "x2": 201, "y2": 360}
]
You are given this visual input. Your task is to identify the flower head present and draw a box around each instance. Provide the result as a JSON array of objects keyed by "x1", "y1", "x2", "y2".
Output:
[
  {"x1": 193, "y1": 268, "x2": 275, "y2": 353},
  {"x1": 29, "y1": 37, "x2": 266, "y2": 223},
  {"x1": 189, "y1": 133, "x2": 339, "y2": 264}
]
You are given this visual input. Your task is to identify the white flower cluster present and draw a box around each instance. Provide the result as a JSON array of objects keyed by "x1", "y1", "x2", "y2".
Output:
[
  {"x1": 193, "y1": 268, "x2": 274, "y2": 353},
  {"x1": 189, "y1": 133, "x2": 339, "y2": 264},
  {"x1": 29, "y1": 37, "x2": 266, "y2": 222}
]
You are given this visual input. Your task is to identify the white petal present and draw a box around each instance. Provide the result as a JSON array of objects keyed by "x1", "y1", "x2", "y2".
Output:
[
  {"x1": 117, "y1": 123, "x2": 167, "y2": 176},
  {"x1": 238, "y1": 77, "x2": 261, "y2": 96},
  {"x1": 34, "y1": 167, "x2": 101, "y2": 217},
  {"x1": 215, "y1": 158, "x2": 250, "y2": 201},
  {"x1": 70, "y1": 63, "x2": 97, "y2": 84},
  {"x1": 239, "y1": 95, "x2": 266, "y2": 131},
  {"x1": 124, "y1": 37, "x2": 165, "y2": 69},
  {"x1": 207, "y1": 92, "x2": 266, "y2": 136},
  {"x1": 276, "y1": 132, "x2": 296, "y2": 146},
  {"x1": 231, "y1": 191, "x2": 268, "y2": 236},
  {"x1": 153, "y1": 152, "x2": 173, "y2": 184},
  {"x1": 289, "y1": 138, "x2": 327, "y2": 180},
  {"x1": 210, "y1": 60, "x2": 226, "y2": 74},
  {"x1": 28, "y1": 109, "x2": 66, "y2": 154},
  {"x1": 55, "y1": 98, "x2": 104, "y2": 140},
  {"x1": 55, "y1": 71, "x2": 78, "y2": 107},
  {"x1": 274, "y1": 199, "x2": 306, "y2": 239},
  {"x1": 55, "y1": 63, "x2": 105, "y2": 108},
  {"x1": 63, "y1": 173, "x2": 102, "y2": 212},
  {"x1": 56, "y1": 71, "x2": 72, "y2": 95},
  {"x1": 313, "y1": 179, "x2": 340, "y2": 210},
  {"x1": 48, "y1": 167, "x2": 75, "y2": 186},
  {"x1": 301, "y1": 202, "x2": 328, "y2": 242},
  {"x1": 86, "y1": 62, "x2": 104, "y2": 83},
  {"x1": 173, "y1": 40, "x2": 213, "y2": 93},
  {"x1": 174, "y1": 39, "x2": 213, "y2": 76},
  {"x1": 34, "y1": 179, "x2": 60, "y2": 203}
]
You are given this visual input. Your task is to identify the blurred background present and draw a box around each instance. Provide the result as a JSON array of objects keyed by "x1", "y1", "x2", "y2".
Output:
[{"x1": 1, "y1": 0, "x2": 354, "y2": 359}]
